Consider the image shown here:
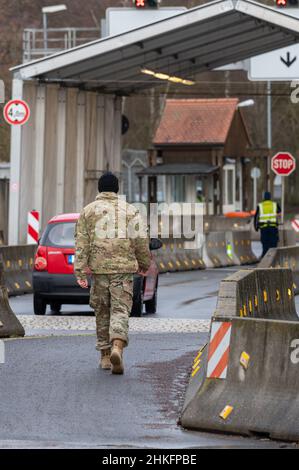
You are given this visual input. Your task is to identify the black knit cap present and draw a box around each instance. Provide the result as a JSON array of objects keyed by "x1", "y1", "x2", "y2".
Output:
[{"x1": 98, "y1": 172, "x2": 119, "y2": 193}]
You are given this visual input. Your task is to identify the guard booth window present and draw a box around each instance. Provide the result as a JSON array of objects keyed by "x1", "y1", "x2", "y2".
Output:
[{"x1": 171, "y1": 175, "x2": 185, "y2": 202}]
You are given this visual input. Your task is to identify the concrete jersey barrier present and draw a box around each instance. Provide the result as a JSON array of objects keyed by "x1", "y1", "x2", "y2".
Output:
[
  {"x1": 0, "y1": 257, "x2": 25, "y2": 338},
  {"x1": 259, "y1": 245, "x2": 299, "y2": 295},
  {"x1": 228, "y1": 231, "x2": 257, "y2": 265},
  {"x1": 0, "y1": 245, "x2": 36, "y2": 296},
  {"x1": 203, "y1": 232, "x2": 235, "y2": 268},
  {"x1": 180, "y1": 268, "x2": 299, "y2": 442}
]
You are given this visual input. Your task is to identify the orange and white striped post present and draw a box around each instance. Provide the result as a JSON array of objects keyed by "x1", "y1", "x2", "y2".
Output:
[
  {"x1": 27, "y1": 210, "x2": 40, "y2": 244},
  {"x1": 207, "y1": 322, "x2": 232, "y2": 379}
]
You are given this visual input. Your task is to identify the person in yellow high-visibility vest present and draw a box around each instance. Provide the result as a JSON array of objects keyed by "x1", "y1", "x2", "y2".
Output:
[{"x1": 254, "y1": 192, "x2": 281, "y2": 258}]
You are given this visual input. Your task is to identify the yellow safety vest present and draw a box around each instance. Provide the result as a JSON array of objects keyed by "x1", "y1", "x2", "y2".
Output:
[{"x1": 258, "y1": 200, "x2": 278, "y2": 228}]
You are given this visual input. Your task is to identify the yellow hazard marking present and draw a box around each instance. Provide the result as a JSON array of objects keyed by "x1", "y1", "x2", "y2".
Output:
[
  {"x1": 162, "y1": 244, "x2": 166, "y2": 250},
  {"x1": 193, "y1": 359, "x2": 201, "y2": 370},
  {"x1": 235, "y1": 241, "x2": 239, "y2": 246},
  {"x1": 254, "y1": 295, "x2": 258, "y2": 308},
  {"x1": 192, "y1": 366, "x2": 200, "y2": 377},
  {"x1": 170, "y1": 244, "x2": 174, "y2": 251},
  {"x1": 184, "y1": 261, "x2": 189, "y2": 266},
  {"x1": 199, "y1": 260, "x2": 203, "y2": 265},
  {"x1": 220, "y1": 405, "x2": 234, "y2": 420},
  {"x1": 241, "y1": 240, "x2": 245, "y2": 246},
  {"x1": 29, "y1": 258, "x2": 33, "y2": 265},
  {"x1": 192, "y1": 260, "x2": 196, "y2": 266},
  {"x1": 14, "y1": 283, "x2": 20, "y2": 289},
  {"x1": 240, "y1": 351, "x2": 250, "y2": 370},
  {"x1": 160, "y1": 263, "x2": 165, "y2": 269},
  {"x1": 25, "y1": 281, "x2": 31, "y2": 287},
  {"x1": 243, "y1": 304, "x2": 247, "y2": 317},
  {"x1": 263, "y1": 290, "x2": 268, "y2": 303},
  {"x1": 18, "y1": 259, "x2": 23, "y2": 267},
  {"x1": 288, "y1": 288, "x2": 292, "y2": 299},
  {"x1": 0, "y1": 320, "x2": 3, "y2": 327},
  {"x1": 6, "y1": 261, "x2": 11, "y2": 268},
  {"x1": 168, "y1": 262, "x2": 173, "y2": 268},
  {"x1": 249, "y1": 300, "x2": 253, "y2": 314},
  {"x1": 240, "y1": 308, "x2": 243, "y2": 317},
  {"x1": 240, "y1": 256, "x2": 244, "y2": 261},
  {"x1": 176, "y1": 261, "x2": 181, "y2": 267},
  {"x1": 294, "y1": 283, "x2": 297, "y2": 290},
  {"x1": 276, "y1": 289, "x2": 281, "y2": 302},
  {"x1": 194, "y1": 350, "x2": 203, "y2": 363}
]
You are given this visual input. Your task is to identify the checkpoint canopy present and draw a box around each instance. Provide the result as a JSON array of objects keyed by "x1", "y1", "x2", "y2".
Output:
[{"x1": 9, "y1": 0, "x2": 299, "y2": 244}]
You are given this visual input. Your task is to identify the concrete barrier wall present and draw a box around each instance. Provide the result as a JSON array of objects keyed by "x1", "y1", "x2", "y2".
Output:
[
  {"x1": 228, "y1": 231, "x2": 257, "y2": 265},
  {"x1": 203, "y1": 232, "x2": 235, "y2": 268},
  {"x1": 259, "y1": 245, "x2": 299, "y2": 294},
  {"x1": 0, "y1": 257, "x2": 25, "y2": 338},
  {"x1": 0, "y1": 245, "x2": 36, "y2": 296},
  {"x1": 181, "y1": 268, "x2": 299, "y2": 442},
  {"x1": 154, "y1": 239, "x2": 205, "y2": 273},
  {"x1": 155, "y1": 231, "x2": 256, "y2": 273},
  {"x1": 216, "y1": 268, "x2": 297, "y2": 321}
]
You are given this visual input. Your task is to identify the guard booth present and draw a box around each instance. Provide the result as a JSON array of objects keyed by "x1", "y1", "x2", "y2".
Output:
[
  {"x1": 138, "y1": 98, "x2": 261, "y2": 215},
  {"x1": 8, "y1": 0, "x2": 299, "y2": 243}
]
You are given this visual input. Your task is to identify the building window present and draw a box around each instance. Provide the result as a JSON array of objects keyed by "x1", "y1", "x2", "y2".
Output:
[{"x1": 171, "y1": 175, "x2": 185, "y2": 202}]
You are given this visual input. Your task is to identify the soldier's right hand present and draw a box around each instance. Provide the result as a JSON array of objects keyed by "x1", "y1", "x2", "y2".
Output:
[{"x1": 77, "y1": 279, "x2": 89, "y2": 289}]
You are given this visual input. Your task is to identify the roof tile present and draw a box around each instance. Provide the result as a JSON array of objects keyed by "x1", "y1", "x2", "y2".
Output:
[{"x1": 154, "y1": 98, "x2": 239, "y2": 145}]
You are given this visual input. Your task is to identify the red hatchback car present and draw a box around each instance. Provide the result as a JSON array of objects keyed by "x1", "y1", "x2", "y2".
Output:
[{"x1": 33, "y1": 213, "x2": 161, "y2": 317}]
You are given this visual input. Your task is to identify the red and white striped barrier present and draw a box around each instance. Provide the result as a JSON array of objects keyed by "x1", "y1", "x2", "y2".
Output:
[
  {"x1": 292, "y1": 218, "x2": 299, "y2": 233},
  {"x1": 27, "y1": 210, "x2": 40, "y2": 245},
  {"x1": 207, "y1": 321, "x2": 232, "y2": 379}
]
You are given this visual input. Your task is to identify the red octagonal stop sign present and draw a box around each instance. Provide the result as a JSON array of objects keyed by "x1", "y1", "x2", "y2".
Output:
[{"x1": 271, "y1": 152, "x2": 296, "y2": 176}]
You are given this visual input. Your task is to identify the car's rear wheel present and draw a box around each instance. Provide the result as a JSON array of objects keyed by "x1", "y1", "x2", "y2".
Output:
[
  {"x1": 145, "y1": 283, "x2": 158, "y2": 315},
  {"x1": 50, "y1": 302, "x2": 62, "y2": 314},
  {"x1": 34, "y1": 294, "x2": 47, "y2": 316}
]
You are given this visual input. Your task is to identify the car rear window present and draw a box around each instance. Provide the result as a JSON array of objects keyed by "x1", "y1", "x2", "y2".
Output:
[{"x1": 44, "y1": 222, "x2": 76, "y2": 248}]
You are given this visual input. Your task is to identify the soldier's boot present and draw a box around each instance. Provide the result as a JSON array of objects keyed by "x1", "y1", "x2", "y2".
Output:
[
  {"x1": 100, "y1": 349, "x2": 111, "y2": 370},
  {"x1": 110, "y1": 339, "x2": 125, "y2": 375}
]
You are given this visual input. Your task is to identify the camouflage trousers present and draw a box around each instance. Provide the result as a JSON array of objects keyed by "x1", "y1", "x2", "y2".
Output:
[{"x1": 90, "y1": 274, "x2": 133, "y2": 351}]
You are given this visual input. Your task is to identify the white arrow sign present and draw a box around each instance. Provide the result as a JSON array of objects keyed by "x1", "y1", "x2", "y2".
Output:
[{"x1": 249, "y1": 8, "x2": 299, "y2": 81}]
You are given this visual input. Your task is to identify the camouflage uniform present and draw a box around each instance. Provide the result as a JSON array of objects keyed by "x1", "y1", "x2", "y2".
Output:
[{"x1": 74, "y1": 192, "x2": 151, "y2": 350}]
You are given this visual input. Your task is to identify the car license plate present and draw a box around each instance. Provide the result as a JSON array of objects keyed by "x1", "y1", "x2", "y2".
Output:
[{"x1": 67, "y1": 255, "x2": 75, "y2": 265}]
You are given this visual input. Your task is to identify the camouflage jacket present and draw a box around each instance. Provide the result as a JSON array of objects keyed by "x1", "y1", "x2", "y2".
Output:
[{"x1": 74, "y1": 192, "x2": 151, "y2": 280}]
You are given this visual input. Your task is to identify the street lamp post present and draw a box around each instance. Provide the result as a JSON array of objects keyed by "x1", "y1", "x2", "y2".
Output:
[{"x1": 42, "y1": 4, "x2": 67, "y2": 54}]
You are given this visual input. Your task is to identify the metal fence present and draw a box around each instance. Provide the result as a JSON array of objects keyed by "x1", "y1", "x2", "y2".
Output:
[{"x1": 23, "y1": 27, "x2": 100, "y2": 62}]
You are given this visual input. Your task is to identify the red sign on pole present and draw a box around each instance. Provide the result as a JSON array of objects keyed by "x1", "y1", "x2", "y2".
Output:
[
  {"x1": 3, "y1": 99, "x2": 30, "y2": 126},
  {"x1": 271, "y1": 152, "x2": 296, "y2": 176}
]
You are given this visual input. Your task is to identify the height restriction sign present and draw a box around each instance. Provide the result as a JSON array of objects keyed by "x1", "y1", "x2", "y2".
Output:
[{"x1": 3, "y1": 99, "x2": 30, "y2": 126}]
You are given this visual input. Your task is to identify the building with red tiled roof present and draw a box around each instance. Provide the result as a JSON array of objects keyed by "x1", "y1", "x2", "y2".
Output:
[{"x1": 138, "y1": 98, "x2": 267, "y2": 214}]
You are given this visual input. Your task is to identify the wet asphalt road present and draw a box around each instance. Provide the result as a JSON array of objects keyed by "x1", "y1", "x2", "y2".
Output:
[
  {"x1": 0, "y1": 334, "x2": 295, "y2": 449},
  {"x1": 3, "y1": 255, "x2": 299, "y2": 449},
  {"x1": 10, "y1": 268, "x2": 239, "y2": 319}
]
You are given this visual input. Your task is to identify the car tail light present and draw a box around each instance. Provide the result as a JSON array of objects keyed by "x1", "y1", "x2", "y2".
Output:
[{"x1": 34, "y1": 246, "x2": 48, "y2": 271}]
